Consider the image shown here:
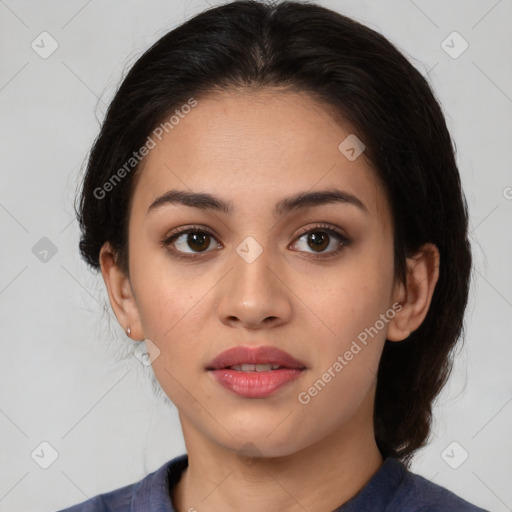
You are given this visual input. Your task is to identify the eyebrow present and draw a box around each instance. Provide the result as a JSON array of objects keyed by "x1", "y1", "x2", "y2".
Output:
[{"x1": 147, "y1": 188, "x2": 368, "y2": 217}]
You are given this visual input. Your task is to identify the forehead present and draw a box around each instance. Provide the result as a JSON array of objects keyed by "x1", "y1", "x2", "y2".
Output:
[{"x1": 132, "y1": 89, "x2": 388, "y2": 222}]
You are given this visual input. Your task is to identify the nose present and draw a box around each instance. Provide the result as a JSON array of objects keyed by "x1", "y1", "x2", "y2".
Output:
[{"x1": 216, "y1": 241, "x2": 293, "y2": 330}]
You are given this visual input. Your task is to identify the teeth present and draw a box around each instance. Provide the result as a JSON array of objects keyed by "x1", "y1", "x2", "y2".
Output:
[{"x1": 228, "y1": 364, "x2": 281, "y2": 371}]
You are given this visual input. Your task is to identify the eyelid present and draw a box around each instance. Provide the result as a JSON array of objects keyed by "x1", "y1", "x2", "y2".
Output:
[
  {"x1": 293, "y1": 222, "x2": 349, "y2": 240},
  {"x1": 164, "y1": 224, "x2": 220, "y2": 241}
]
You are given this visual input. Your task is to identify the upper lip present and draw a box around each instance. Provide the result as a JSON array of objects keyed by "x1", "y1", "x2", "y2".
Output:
[{"x1": 206, "y1": 345, "x2": 307, "y2": 370}]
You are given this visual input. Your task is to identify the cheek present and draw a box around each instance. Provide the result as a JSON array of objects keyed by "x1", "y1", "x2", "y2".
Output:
[
  {"x1": 295, "y1": 257, "x2": 392, "y2": 428},
  {"x1": 129, "y1": 238, "x2": 201, "y2": 329},
  {"x1": 136, "y1": 282, "x2": 209, "y2": 345},
  {"x1": 130, "y1": 257, "x2": 220, "y2": 381},
  {"x1": 302, "y1": 241, "x2": 394, "y2": 349}
]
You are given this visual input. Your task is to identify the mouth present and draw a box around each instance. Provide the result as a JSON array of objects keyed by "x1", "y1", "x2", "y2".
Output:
[
  {"x1": 220, "y1": 364, "x2": 288, "y2": 371},
  {"x1": 206, "y1": 347, "x2": 307, "y2": 398},
  {"x1": 206, "y1": 345, "x2": 307, "y2": 372}
]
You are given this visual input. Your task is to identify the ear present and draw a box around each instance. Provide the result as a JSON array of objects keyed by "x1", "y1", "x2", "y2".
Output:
[
  {"x1": 387, "y1": 243, "x2": 440, "y2": 342},
  {"x1": 99, "y1": 241, "x2": 144, "y2": 341}
]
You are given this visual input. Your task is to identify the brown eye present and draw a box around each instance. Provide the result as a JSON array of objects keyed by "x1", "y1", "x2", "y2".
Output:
[
  {"x1": 306, "y1": 231, "x2": 330, "y2": 252},
  {"x1": 184, "y1": 232, "x2": 211, "y2": 252},
  {"x1": 163, "y1": 228, "x2": 220, "y2": 255},
  {"x1": 291, "y1": 225, "x2": 351, "y2": 258}
]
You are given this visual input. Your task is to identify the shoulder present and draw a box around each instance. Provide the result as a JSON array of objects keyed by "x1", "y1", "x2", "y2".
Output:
[
  {"x1": 387, "y1": 459, "x2": 490, "y2": 512},
  {"x1": 55, "y1": 481, "x2": 135, "y2": 512},
  {"x1": 55, "y1": 453, "x2": 188, "y2": 512}
]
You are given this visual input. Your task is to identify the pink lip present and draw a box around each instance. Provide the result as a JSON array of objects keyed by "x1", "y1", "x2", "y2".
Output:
[
  {"x1": 206, "y1": 346, "x2": 307, "y2": 399},
  {"x1": 209, "y1": 368, "x2": 305, "y2": 398},
  {"x1": 206, "y1": 345, "x2": 307, "y2": 370}
]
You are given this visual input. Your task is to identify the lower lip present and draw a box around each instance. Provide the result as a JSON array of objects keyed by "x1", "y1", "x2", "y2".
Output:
[{"x1": 208, "y1": 368, "x2": 305, "y2": 398}]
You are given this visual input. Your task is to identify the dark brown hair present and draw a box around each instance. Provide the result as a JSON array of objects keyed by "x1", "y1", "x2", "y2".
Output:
[{"x1": 76, "y1": 0, "x2": 472, "y2": 468}]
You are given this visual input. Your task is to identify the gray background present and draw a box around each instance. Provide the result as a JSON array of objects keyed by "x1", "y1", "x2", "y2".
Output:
[{"x1": 0, "y1": 1, "x2": 511, "y2": 511}]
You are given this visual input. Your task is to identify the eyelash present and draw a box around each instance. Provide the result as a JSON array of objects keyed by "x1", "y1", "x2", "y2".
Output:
[{"x1": 160, "y1": 223, "x2": 352, "y2": 261}]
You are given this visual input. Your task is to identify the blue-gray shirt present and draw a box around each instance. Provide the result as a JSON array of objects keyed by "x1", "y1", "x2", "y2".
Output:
[{"x1": 57, "y1": 453, "x2": 489, "y2": 511}]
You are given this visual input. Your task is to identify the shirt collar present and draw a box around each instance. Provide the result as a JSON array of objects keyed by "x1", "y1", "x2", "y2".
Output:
[
  {"x1": 130, "y1": 453, "x2": 405, "y2": 512},
  {"x1": 334, "y1": 457, "x2": 407, "y2": 511},
  {"x1": 131, "y1": 453, "x2": 188, "y2": 512}
]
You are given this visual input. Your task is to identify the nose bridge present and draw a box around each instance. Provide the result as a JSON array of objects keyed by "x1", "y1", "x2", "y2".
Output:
[
  {"x1": 217, "y1": 234, "x2": 292, "y2": 327},
  {"x1": 233, "y1": 235, "x2": 276, "y2": 304}
]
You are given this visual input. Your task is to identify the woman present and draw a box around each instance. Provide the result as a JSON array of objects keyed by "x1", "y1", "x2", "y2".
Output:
[{"x1": 58, "y1": 1, "x2": 488, "y2": 510}]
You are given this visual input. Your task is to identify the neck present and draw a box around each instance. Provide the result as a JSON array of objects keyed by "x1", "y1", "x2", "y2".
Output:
[{"x1": 171, "y1": 390, "x2": 383, "y2": 512}]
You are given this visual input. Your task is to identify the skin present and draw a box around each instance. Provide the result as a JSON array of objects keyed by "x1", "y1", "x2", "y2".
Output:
[{"x1": 100, "y1": 89, "x2": 440, "y2": 512}]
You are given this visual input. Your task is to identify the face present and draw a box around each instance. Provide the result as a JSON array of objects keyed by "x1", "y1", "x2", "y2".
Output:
[{"x1": 113, "y1": 89, "x2": 403, "y2": 458}]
